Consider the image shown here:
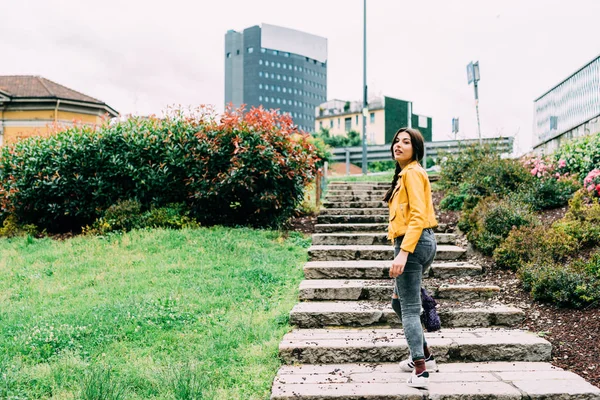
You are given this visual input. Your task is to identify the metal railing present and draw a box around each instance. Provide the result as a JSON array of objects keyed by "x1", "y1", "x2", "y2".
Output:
[{"x1": 330, "y1": 137, "x2": 514, "y2": 175}]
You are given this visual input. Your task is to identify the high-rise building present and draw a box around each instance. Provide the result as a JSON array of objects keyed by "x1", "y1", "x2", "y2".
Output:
[{"x1": 225, "y1": 23, "x2": 327, "y2": 132}]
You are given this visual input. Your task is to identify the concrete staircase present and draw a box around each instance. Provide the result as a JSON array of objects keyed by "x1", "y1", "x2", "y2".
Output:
[{"x1": 271, "y1": 181, "x2": 600, "y2": 399}]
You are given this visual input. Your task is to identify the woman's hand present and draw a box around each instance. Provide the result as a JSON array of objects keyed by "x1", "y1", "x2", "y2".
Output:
[{"x1": 390, "y1": 250, "x2": 409, "y2": 278}]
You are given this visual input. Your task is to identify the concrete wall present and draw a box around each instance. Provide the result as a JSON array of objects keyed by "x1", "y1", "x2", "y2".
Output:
[{"x1": 533, "y1": 114, "x2": 600, "y2": 155}]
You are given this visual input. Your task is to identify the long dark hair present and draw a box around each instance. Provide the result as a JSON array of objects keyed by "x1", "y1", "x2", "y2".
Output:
[{"x1": 382, "y1": 127, "x2": 425, "y2": 203}]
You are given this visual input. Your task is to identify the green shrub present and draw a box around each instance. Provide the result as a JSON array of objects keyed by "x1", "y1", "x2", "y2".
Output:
[
  {"x1": 440, "y1": 153, "x2": 533, "y2": 213},
  {"x1": 0, "y1": 215, "x2": 39, "y2": 238},
  {"x1": 519, "y1": 260, "x2": 600, "y2": 308},
  {"x1": 517, "y1": 175, "x2": 580, "y2": 211},
  {"x1": 438, "y1": 144, "x2": 501, "y2": 190},
  {"x1": 553, "y1": 131, "x2": 600, "y2": 180},
  {"x1": 439, "y1": 192, "x2": 467, "y2": 211},
  {"x1": 493, "y1": 225, "x2": 579, "y2": 270},
  {"x1": 0, "y1": 107, "x2": 320, "y2": 232},
  {"x1": 464, "y1": 197, "x2": 535, "y2": 256},
  {"x1": 85, "y1": 200, "x2": 200, "y2": 235}
]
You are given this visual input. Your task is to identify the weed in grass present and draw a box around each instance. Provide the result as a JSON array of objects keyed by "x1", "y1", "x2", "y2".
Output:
[
  {"x1": 81, "y1": 364, "x2": 126, "y2": 400},
  {"x1": 164, "y1": 362, "x2": 209, "y2": 400}
]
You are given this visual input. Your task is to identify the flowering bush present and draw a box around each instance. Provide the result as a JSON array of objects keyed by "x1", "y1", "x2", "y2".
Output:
[
  {"x1": 583, "y1": 169, "x2": 600, "y2": 198},
  {"x1": 0, "y1": 105, "x2": 322, "y2": 232},
  {"x1": 521, "y1": 155, "x2": 570, "y2": 180}
]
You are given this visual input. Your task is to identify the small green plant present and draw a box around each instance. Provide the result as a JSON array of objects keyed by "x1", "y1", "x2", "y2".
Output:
[
  {"x1": 463, "y1": 197, "x2": 535, "y2": 256},
  {"x1": 81, "y1": 364, "x2": 125, "y2": 400}
]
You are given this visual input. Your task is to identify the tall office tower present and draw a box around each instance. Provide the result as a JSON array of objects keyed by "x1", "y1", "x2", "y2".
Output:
[{"x1": 225, "y1": 23, "x2": 327, "y2": 132}]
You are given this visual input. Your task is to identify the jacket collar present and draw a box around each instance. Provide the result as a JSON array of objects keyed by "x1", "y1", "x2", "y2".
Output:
[{"x1": 399, "y1": 160, "x2": 419, "y2": 176}]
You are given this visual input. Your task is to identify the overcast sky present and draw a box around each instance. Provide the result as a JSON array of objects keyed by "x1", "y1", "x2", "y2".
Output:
[{"x1": 2, "y1": 0, "x2": 599, "y2": 154}]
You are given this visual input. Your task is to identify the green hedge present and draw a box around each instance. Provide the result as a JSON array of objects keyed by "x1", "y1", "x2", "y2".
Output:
[{"x1": 0, "y1": 107, "x2": 322, "y2": 232}]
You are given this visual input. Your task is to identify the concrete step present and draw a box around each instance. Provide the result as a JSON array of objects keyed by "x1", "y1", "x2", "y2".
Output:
[
  {"x1": 304, "y1": 261, "x2": 482, "y2": 280},
  {"x1": 314, "y1": 223, "x2": 388, "y2": 233},
  {"x1": 308, "y1": 245, "x2": 466, "y2": 261},
  {"x1": 325, "y1": 195, "x2": 387, "y2": 202},
  {"x1": 298, "y1": 280, "x2": 500, "y2": 301},
  {"x1": 327, "y1": 182, "x2": 390, "y2": 190},
  {"x1": 312, "y1": 232, "x2": 457, "y2": 246},
  {"x1": 326, "y1": 190, "x2": 388, "y2": 196},
  {"x1": 290, "y1": 301, "x2": 524, "y2": 328},
  {"x1": 271, "y1": 362, "x2": 600, "y2": 399},
  {"x1": 322, "y1": 201, "x2": 387, "y2": 209},
  {"x1": 278, "y1": 328, "x2": 551, "y2": 364},
  {"x1": 319, "y1": 208, "x2": 389, "y2": 216},
  {"x1": 317, "y1": 215, "x2": 388, "y2": 224}
]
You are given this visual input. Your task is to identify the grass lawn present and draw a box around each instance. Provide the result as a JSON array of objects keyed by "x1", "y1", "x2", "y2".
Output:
[{"x1": 0, "y1": 227, "x2": 309, "y2": 399}]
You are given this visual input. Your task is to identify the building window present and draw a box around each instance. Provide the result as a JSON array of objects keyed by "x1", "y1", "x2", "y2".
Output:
[
  {"x1": 299, "y1": 78, "x2": 303, "y2": 83},
  {"x1": 271, "y1": 73, "x2": 275, "y2": 78},
  {"x1": 261, "y1": 48, "x2": 266, "y2": 53},
  {"x1": 247, "y1": 47, "x2": 254, "y2": 53},
  {"x1": 277, "y1": 62, "x2": 281, "y2": 68},
  {"x1": 259, "y1": 72, "x2": 263, "y2": 77},
  {"x1": 277, "y1": 98, "x2": 281, "y2": 104},
  {"x1": 226, "y1": 52, "x2": 231, "y2": 58},
  {"x1": 259, "y1": 59, "x2": 263, "y2": 65},
  {"x1": 337, "y1": 118, "x2": 340, "y2": 128},
  {"x1": 294, "y1": 66, "x2": 298, "y2": 71},
  {"x1": 283, "y1": 76, "x2": 287, "y2": 81},
  {"x1": 284, "y1": 52, "x2": 290, "y2": 57},
  {"x1": 273, "y1": 50, "x2": 278, "y2": 55},
  {"x1": 355, "y1": 115, "x2": 359, "y2": 125},
  {"x1": 259, "y1": 84, "x2": 263, "y2": 89},
  {"x1": 283, "y1": 63, "x2": 287, "y2": 69},
  {"x1": 271, "y1": 97, "x2": 275, "y2": 102},
  {"x1": 345, "y1": 117, "x2": 352, "y2": 132},
  {"x1": 330, "y1": 120, "x2": 334, "y2": 128},
  {"x1": 319, "y1": 121, "x2": 323, "y2": 129},
  {"x1": 259, "y1": 96, "x2": 263, "y2": 101},
  {"x1": 299, "y1": 67, "x2": 303, "y2": 72},
  {"x1": 370, "y1": 112, "x2": 375, "y2": 124},
  {"x1": 277, "y1": 74, "x2": 281, "y2": 80},
  {"x1": 283, "y1": 88, "x2": 287, "y2": 93}
]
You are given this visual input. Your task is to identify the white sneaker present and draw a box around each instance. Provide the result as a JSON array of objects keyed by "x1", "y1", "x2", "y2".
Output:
[
  {"x1": 399, "y1": 355, "x2": 438, "y2": 372},
  {"x1": 406, "y1": 370, "x2": 429, "y2": 389}
]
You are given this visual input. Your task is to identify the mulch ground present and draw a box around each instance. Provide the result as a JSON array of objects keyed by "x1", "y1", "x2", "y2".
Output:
[{"x1": 288, "y1": 188, "x2": 600, "y2": 388}]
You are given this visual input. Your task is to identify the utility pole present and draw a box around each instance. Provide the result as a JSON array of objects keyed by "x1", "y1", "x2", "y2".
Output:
[
  {"x1": 467, "y1": 61, "x2": 482, "y2": 145},
  {"x1": 361, "y1": 0, "x2": 368, "y2": 174}
]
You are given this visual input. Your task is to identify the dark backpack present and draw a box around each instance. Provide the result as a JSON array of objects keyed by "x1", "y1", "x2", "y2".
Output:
[{"x1": 420, "y1": 287, "x2": 441, "y2": 332}]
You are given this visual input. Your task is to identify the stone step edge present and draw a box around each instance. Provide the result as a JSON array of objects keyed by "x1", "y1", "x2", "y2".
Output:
[
  {"x1": 290, "y1": 301, "x2": 524, "y2": 328},
  {"x1": 279, "y1": 328, "x2": 551, "y2": 364},
  {"x1": 303, "y1": 261, "x2": 482, "y2": 279},
  {"x1": 271, "y1": 362, "x2": 600, "y2": 399},
  {"x1": 298, "y1": 280, "x2": 500, "y2": 301}
]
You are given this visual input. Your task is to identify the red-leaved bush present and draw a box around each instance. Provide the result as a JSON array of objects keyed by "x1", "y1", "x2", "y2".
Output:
[{"x1": 0, "y1": 105, "x2": 322, "y2": 232}]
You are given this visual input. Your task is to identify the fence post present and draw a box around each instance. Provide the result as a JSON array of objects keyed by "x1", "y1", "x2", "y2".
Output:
[
  {"x1": 423, "y1": 142, "x2": 428, "y2": 168},
  {"x1": 315, "y1": 169, "x2": 322, "y2": 209},
  {"x1": 345, "y1": 148, "x2": 350, "y2": 176}
]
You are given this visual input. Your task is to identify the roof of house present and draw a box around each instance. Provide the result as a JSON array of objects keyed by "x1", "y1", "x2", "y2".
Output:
[{"x1": 0, "y1": 75, "x2": 104, "y2": 104}]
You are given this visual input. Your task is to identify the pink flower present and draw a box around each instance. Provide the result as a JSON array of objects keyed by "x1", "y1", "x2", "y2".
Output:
[
  {"x1": 558, "y1": 159, "x2": 566, "y2": 168},
  {"x1": 531, "y1": 168, "x2": 538, "y2": 176},
  {"x1": 588, "y1": 184, "x2": 595, "y2": 192}
]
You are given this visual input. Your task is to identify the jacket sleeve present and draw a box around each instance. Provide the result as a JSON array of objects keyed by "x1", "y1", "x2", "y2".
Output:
[{"x1": 400, "y1": 169, "x2": 427, "y2": 253}]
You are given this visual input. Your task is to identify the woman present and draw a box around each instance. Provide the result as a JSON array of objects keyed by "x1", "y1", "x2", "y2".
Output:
[{"x1": 383, "y1": 127, "x2": 438, "y2": 389}]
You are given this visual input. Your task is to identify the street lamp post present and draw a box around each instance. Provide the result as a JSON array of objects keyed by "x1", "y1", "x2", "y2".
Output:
[
  {"x1": 361, "y1": 0, "x2": 368, "y2": 175},
  {"x1": 467, "y1": 61, "x2": 482, "y2": 145}
]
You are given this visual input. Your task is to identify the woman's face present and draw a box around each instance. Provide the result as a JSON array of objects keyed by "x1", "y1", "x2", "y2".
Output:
[{"x1": 393, "y1": 131, "x2": 414, "y2": 165}]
